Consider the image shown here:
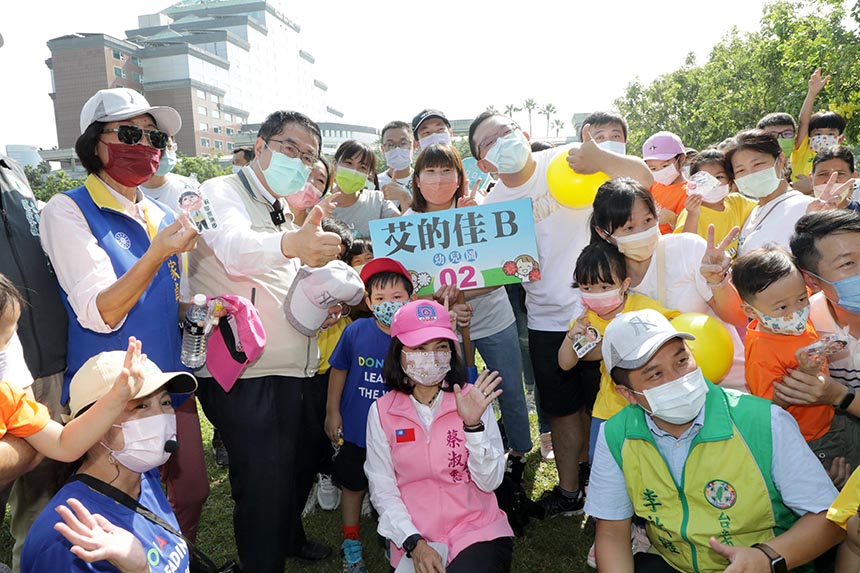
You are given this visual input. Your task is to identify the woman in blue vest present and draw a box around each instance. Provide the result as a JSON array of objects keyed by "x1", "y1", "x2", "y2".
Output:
[{"x1": 39, "y1": 88, "x2": 204, "y2": 538}]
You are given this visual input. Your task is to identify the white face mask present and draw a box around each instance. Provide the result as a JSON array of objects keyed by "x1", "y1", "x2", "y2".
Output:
[
  {"x1": 633, "y1": 368, "x2": 709, "y2": 425},
  {"x1": 418, "y1": 131, "x2": 452, "y2": 150},
  {"x1": 687, "y1": 171, "x2": 730, "y2": 204},
  {"x1": 485, "y1": 130, "x2": 531, "y2": 175},
  {"x1": 231, "y1": 165, "x2": 242, "y2": 174},
  {"x1": 652, "y1": 163, "x2": 680, "y2": 186},
  {"x1": 102, "y1": 413, "x2": 177, "y2": 473},
  {"x1": 612, "y1": 225, "x2": 661, "y2": 262},
  {"x1": 597, "y1": 140, "x2": 627, "y2": 155},
  {"x1": 385, "y1": 147, "x2": 413, "y2": 171},
  {"x1": 810, "y1": 134, "x2": 839, "y2": 154},
  {"x1": 752, "y1": 305, "x2": 810, "y2": 336},
  {"x1": 735, "y1": 164, "x2": 782, "y2": 199},
  {"x1": 402, "y1": 350, "x2": 452, "y2": 386},
  {"x1": 681, "y1": 165, "x2": 691, "y2": 179}
]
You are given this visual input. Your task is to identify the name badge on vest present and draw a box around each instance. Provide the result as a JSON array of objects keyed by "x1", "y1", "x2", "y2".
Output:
[{"x1": 395, "y1": 428, "x2": 415, "y2": 443}]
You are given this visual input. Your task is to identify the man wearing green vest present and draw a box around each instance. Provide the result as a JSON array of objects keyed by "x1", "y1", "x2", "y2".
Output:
[{"x1": 586, "y1": 309, "x2": 844, "y2": 573}]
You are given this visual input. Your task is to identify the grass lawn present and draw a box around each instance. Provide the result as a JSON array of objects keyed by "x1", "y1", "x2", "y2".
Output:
[{"x1": 0, "y1": 377, "x2": 595, "y2": 572}]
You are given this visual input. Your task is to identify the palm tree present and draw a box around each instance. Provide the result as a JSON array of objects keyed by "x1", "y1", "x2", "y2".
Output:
[
  {"x1": 540, "y1": 103, "x2": 557, "y2": 137},
  {"x1": 552, "y1": 119, "x2": 565, "y2": 137},
  {"x1": 522, "y1": 99, "x2": 537, "y2": 134},
  {"x1": 486, "y1": 105, "x2": 499, "y2": 113},
  {"x1": 504, "y1": 103, "x2": 522, "y2": 119}
]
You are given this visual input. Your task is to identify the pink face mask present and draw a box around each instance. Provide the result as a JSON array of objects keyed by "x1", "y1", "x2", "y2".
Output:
[
  {"x1": 419, "y1": 172, "x2": 459, "y2": 206},
  {"x1": 580, "y1": 288, "x2": 625, "y2": 315},
  {"x1": 286, "y1": 182, "x2": 323, "y2": 211}
]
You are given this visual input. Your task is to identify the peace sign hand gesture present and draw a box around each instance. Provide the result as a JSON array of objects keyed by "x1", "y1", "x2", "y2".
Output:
[
  {"x1": 457, "y1": 179, "x2": 481, "y2": 208},
  {"x1": 453, "y1": 370, "x2": 503, "y2": 427},
  {"x1": 700, "y1": 224, "x2": 738, "y2": 286},
  {"x1": 807, "y1": 173, "x2": 855, "y2": 212}
]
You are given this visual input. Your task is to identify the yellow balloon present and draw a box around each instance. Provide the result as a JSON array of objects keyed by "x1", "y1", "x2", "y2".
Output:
[
  {"x1": 670, "y1": 312, "x2": 734, "y2": 382},
  {"x1": 546, "y1": 151, "x2": 610, "y2": 209}
]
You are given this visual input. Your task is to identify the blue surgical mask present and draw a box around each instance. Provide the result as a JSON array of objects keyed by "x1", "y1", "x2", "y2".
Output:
[
  {"x1": 232, "y1": 165, "x2": 242, "y2": 174},
  {"x1": 752, "y1": 305, "x2": 810, "y2": 336},
  {"x1": 809, "y1": 271, "x2": 860, "y2": 314},
  {"x1": 597, "y1": 140, "x2": 627, "y2": 155},
  {"x1": 372, "y1": 300, "x2": 407, "y2": 327},
  {"x1": 155, "y1": 149, "x2": 177, "y2": 176},
  {"x1": 485, "y1": 131, "x2": 531, "y2": 174},
  {"x1": 419, "y1": 132, "x2": 451, "y2": 150},
  {"x1": 262, "y1": 144, "x2": 311, "y2": 197}
]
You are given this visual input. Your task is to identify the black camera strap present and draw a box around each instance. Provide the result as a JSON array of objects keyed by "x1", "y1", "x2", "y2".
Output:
[{"x1": 70, "y1": 474, "x2": 221, "y2": 572}]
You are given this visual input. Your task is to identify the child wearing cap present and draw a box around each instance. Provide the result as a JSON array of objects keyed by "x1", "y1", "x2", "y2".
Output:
[
  {"x1": 366, "y1": 300, "x2": 513, "y2": 572},
  {"x1": 674, "y1": 149, "x2": 756, "y2": 258},
  {"x1": 733, "y1": 247, "x2": 860, "y2": 474},
  {"x1": 325, "y1": 257, "x2": 415, "y2": 573},
  {"x1": 643, "y1": 131, "x2": 688, "y2": 234}
]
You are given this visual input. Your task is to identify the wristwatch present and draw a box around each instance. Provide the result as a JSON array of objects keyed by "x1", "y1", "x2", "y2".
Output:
[
  {"x1": 752, "y1": 543, "x2": 787, "y2": 573},
  {"x1": 838, "y1": 387, "x2": 856, "y2": 412},
  {"x1": 403, "y1": 533, "x2": 424, "y2": 558}
]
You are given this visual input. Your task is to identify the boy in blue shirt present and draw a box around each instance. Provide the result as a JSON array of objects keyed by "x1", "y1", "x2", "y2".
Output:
[{"x1": 325, "y1": 257, "x2": 414, "y2": 573}]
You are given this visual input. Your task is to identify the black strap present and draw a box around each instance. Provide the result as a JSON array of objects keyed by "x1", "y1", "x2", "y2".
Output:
[
  {"x1": 71, "y1": 474, "x2": 219, "y2": 572},
  {"x1": 236, "y1": 170, "x2": 285, "y2": 228}
]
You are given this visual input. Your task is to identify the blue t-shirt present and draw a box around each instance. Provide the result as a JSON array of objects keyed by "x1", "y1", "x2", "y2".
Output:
[
  {"x1": 21, "y1": 469, "x2": 190, "y2": 573},
  {"x1": 329, "y1": 317, "x2": 391, "y2": 448}
]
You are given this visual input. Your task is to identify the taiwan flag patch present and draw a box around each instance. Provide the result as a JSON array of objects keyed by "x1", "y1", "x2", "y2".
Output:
[{"x1": 395, "y1": 428, "x2": 416, "y2": 443}]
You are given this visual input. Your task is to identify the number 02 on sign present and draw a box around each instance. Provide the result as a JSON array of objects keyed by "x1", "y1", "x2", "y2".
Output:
[{"x1": 369, "y1": 199, "x2": 541, "y2": 296}]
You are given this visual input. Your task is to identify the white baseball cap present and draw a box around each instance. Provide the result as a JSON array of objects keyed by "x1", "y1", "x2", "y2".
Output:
[
  {"x1": 65, "y1": 351, "x2": 196, "y2": 421},
  {"x1": 284, "y1": 260, "x2": 366, "y2": 336},
  {"x1": 602, "y1": 309, "x2": 694, "y2": 374},
  {"x1": 80, "y1": 88, "x2": 182, "y2": 136}
]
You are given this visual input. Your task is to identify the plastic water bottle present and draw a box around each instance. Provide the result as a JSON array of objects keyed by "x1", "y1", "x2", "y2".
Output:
[{"x1": 181, "y1": 293, "x2": 209, "y2": 369}]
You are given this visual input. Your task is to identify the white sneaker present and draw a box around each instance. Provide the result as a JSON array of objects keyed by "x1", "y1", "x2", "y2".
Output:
[
  {"x1": 361, "y1": 492, "x2": 373, "y2": 517},
  {"x1": 540, "y1": 432, "x2": 555, "y2": 461},
  {"x1": 317, "y1": 473, "x2": 341, "y2": 510},
  {"x1": 302, "y1": 480, "x2": 318, "y2": 517}
]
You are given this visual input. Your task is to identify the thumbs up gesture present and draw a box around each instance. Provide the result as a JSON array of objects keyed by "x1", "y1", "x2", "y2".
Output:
[
  {"x1": 567, "y1": 124, "x2": 604, "y2": 175},
  {"x1": 280, "y1": 204, "x2": 342, "y2": 267}
]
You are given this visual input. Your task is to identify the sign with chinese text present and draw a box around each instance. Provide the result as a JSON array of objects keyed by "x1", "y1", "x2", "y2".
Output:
[{"x1": 369, "y1": 199, "x2": 540, "y2": 296}]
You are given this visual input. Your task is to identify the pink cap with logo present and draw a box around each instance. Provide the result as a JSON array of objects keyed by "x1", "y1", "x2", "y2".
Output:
[
  {"x1": 390, "y1": 300, "x2": 458, "y2": 347},
  {"x1": 206, "y1": 294, "x2": 267, "y2": 392},
  {"x1": 642, "y1": 131, "x2": 685, "y2": 161}
]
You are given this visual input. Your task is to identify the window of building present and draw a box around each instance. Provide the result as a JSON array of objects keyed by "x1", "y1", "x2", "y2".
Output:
[
  {"x1": 213, "y1": 109, "x2": 221, "y2": 120},
  {"x1": 227, "y1": 142, "x2": 234, "y2": 151},
  {"x1": 196, "y1": 89, "x2": 206, "y2": 99},
  {"x1": 224, "y1": 113, "x2": 232, "y2": 122},
  {"x1": 210, "y1": 93, "x2": 219, "y2": 103},
  {"x1": 215, "y1": 140, "x2": 223, "y2": 150},
  {"x1": 198, "y1": 106, "x2": 207, "y2": 116},
  {"x1": 133, "y1": 72, "x2": 143, "y2": 83},
  {"x1": 113, "y1": 67, "x2": 124, "y2": 78},
  {"x1": 199, "y1": 122, "x2": 209, "y2": 132},
  {"x1": 112, "y1": 49, "x2": 122, "y2": 60},
  {"x1": 226, "y1": 127, "x2": 234, "y2": 136},
  {"x1": 213, "y1": 126, "x2": 221, "y2": 134},
  {"x1": 200, "y1": 138, "x2": 210, "y2": 148},
  {"x1": 132, "y1": 57, "x2": 141, "y2": 66}
]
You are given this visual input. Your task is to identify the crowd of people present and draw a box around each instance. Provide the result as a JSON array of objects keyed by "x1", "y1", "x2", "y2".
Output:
[{"x1": 0, "y1": 65, "x2": 858, "y2": 573}]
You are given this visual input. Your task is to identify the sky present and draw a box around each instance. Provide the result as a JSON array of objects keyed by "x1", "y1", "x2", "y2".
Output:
[{"x1": 0, "y1": 0, "x2": 769, "y2": 152}]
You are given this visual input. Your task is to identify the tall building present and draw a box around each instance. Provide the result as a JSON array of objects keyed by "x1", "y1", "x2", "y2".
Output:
[{"x1": 46, "y1": 0, "x2": 347, "y2": 158}]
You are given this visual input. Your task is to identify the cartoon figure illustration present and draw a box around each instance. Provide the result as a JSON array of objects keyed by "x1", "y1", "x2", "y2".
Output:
[
  {"x1": 502, "y1": 254, "x2": 541, "y2": 282},
  {"x1": 410, "y1": 270, "x2": 431, "y2": 291}
]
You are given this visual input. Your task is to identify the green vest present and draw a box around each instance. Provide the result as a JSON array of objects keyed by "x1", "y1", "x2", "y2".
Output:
[{"x1": 604, "y1": 383, "x2": 797, "y2": 573}]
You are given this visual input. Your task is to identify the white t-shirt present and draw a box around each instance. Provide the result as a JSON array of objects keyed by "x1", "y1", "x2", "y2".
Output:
[
  {"x1": 331, "y1": 190, "x2": 399, "y2": 239},
  {"x1": 810, "y1": 292, "x2": 860, "y2": 389},
  {"x1": 737, "y1": 190, "x2": 813, "y2": 257},
  {"x1": 139, "y1": 174, "x2": 197, "y2": 215},
  {"x1": 2, "y1": 334, "x2": 33, "y2": 389},
  {"x1": 483, "y1": 148, "x2": 591, "y2": 332},
  {"x1": 377, "y1": 169, "x2": 414, "y2": 210},
  {"x1": 632, "y1": 232, "x2": 747, "y2": 391}
]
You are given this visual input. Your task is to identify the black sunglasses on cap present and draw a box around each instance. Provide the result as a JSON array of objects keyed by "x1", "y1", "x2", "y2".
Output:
[{"x1": 103, "y1": 125, "x2": 169, "y2": 150}]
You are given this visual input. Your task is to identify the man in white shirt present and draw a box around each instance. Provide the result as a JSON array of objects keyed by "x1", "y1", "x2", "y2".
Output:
[
  {"x1": 189, "y1": 110, "x2": 346, "y2": 573},
  {"x1": 377, "y1": 120, "x2": 414, "y2": 211},
  {"x1": 469, "y1": 110, "x2": 653, "y2": 517}
]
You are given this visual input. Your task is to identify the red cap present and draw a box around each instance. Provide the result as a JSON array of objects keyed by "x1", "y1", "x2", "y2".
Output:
[{"x1": 359, "y1": 257, "x2": 412, "y2": 286}]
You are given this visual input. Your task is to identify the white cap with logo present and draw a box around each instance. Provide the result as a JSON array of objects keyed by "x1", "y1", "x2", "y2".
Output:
[
  {"x1": 602, "y1": 309, "x2": 695, "y2": 375},
  {"x1": 79, "y1": 88, "x2": 182, "y2": 136}
]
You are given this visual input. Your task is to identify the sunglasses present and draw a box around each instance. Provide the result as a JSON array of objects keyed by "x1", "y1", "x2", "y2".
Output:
[{"x1": 103, "y1": 125, "x2": 169, "y2": 150}]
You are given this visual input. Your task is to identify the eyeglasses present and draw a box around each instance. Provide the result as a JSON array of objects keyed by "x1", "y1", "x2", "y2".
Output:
[
  {"x1": 770, "y1": 129, "x2": 796, "y2": 139},
  {"x1": 382, "y1": 140, "x2": 413, "y2": 152},
  {"x1": 267, "y1": 137, "x2": 319, "y2": 166},
  {"x1": 102, "y1": 125, "x2": 169, "y2": 150},
  {"x1": 478, "y1": 125, "x2": 518, "y2": 157}
]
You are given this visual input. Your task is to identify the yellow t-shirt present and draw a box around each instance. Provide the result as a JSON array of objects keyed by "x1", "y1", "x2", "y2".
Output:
[
  {"x1": 674, "y1": 193, "x2": 757, "y2": 259},
  {"x1": 317, "y1": 316, "x2": 352, "y2": 374},
  {"x1": 790, "y1": 136, "x2": 815, "y2": 180},
  {"x1": 583, "y1": 293, "x2": 681, "y2": 420},
  {"x1": 827, "y1": 466, "x2": 860, "y2": 529}
]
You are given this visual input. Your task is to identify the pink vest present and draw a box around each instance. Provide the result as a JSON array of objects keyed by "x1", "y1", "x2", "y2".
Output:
[{"x1": 376, "y1": 388, "x2": 513, "y2": 568}]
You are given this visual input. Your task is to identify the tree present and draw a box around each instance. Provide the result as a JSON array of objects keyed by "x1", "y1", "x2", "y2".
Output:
[
  {"x1": 173, "y1": 154, "x2": 231, "y2": 182},
  {"x1": 504, "y1": 104, "x2": 522, "y2": 120},
  {"x1": 552, "y1": 119, "x2": 565, "y2": 138},
  {"x1": 35, "y1": 171, "x2": 85, "y2": 202},
  {"x1": 614, "y1": 0, "x2": 860, "y2": 152},
  {"x1": 522, "y1": 99, "x2": 538, "y2": 135},
  {"x1": 486, "y1": 105, "x2": 499, "y2": 114},
  {"x1": 540, "y1": 103, "x2": 557, "y2": 137}
]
